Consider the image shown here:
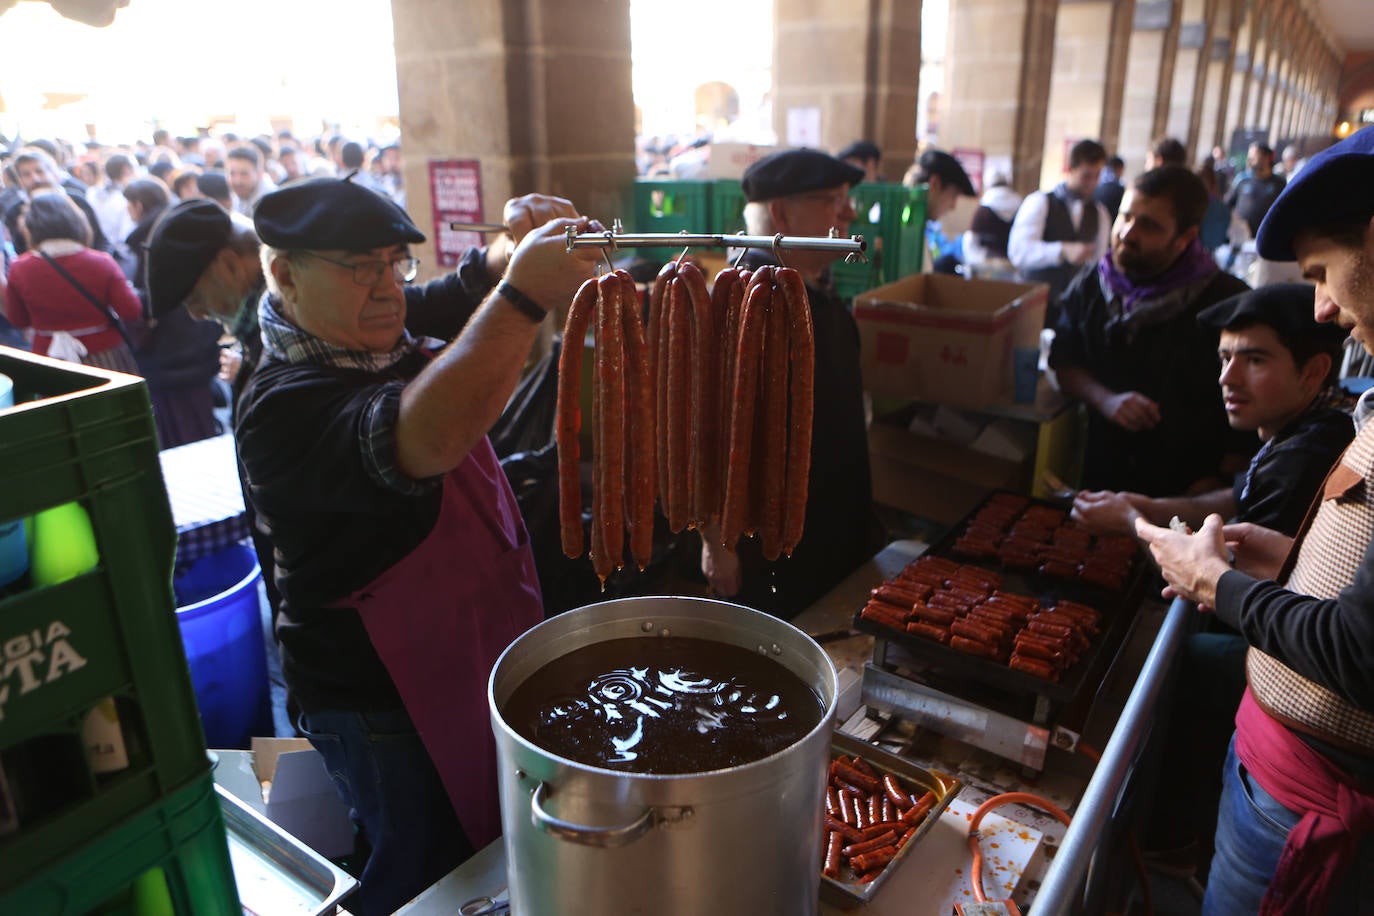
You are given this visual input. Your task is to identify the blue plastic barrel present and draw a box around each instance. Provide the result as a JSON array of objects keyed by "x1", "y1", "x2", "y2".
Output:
[{"x1": 174, "y1": 544, "x2": 270, "y2": 749}]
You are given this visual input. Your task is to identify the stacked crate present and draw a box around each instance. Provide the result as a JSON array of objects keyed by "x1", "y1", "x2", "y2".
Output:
[
  {"x1": 0, "y1": 347, "x2": 238, "y2": 914},
  {"x1": 832, "y1": 183, "x2": 928, "y2": 301}
]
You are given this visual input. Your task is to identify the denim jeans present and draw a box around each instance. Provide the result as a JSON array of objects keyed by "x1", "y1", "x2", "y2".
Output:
[{"x1": 299, "y1": 707, "x2": 472, "y2": 916}]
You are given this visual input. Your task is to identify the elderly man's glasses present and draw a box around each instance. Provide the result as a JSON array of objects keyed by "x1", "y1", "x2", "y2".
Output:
[{"x1": 300, "y1": 252, "x2": 420, "y2": 286}]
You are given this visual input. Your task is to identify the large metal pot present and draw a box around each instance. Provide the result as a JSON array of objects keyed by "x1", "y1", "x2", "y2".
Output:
[{"x1": 489, "y1": 596, "x2": 838, "y2": 916}]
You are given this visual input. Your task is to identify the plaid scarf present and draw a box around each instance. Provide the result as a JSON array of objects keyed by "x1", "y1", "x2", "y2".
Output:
[{"x1": 258, "y1": 292, "x2": 438, "y2": 372}]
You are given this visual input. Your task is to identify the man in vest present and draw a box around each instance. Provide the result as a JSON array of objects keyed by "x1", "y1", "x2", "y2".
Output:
[
  {"x1": 1009, "y1": 138, "x2": 1111, "y2": 321},
  {"x1": 1137, "y1": 125, "x2": 1374, "y2": 915}
]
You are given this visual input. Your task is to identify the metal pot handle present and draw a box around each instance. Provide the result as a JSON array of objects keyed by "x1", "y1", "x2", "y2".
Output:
[{"x1": 530, "y1": 781, "x2": 685, "y2": 848}]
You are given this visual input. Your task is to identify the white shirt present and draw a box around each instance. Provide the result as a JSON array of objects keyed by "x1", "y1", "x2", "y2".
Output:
[
  {"x1": 1008, "y1": 190, "x2": 1111, "y2": 272},
  {"x1": 89, "y1": 183, "x2": 134, "y2": 245}
]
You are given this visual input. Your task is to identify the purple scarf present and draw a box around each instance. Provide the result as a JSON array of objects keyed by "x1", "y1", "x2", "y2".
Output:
[{"x1": 1097, "y1": 238, "x2": 1218, "y2": 316}]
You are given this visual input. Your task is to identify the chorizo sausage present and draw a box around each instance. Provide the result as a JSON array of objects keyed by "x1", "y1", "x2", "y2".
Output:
[
  {"x1": 664, "y1": 276, "x2": 691, "y2": 532},
  {"x1": 905, "y1": 620, "x2": 951, "y2": 644},
  {"x1": 719, "y1": 270, "x2": 771, "y2": 546},
  {"x1": 617, "y1": 270, "x2": 655, "y2": 569},
  {"x1": 678, "y1": 262, "x2": 716, "y2": 528},
  {"x1": 950, "y1": 635, "x2": 1002, "y2": 660},
  {"x1": 823, "y1": 830, "x2": 843, "y2": 879},
  {"x1": 596, "y1": 273, "x2": 625, "y2": 575},
  {"x1": 556, "y1": 277, "x2": 599, "y2": 558},
  {"x1": 776, "y1": 267, "x2": 814, "y2": 556},
  {"x1": 843, "y1": 830, "x2": 898, "y2": 858},
  {"x1": 649, "y1": 261, "x2": 676, "y2": 510},
  {"x1": 759, "y1": 279, "x2": 789, "y2": 559},
  {"x1": 1009, "y1": 654, "x2": 1060, "y2": 681}
]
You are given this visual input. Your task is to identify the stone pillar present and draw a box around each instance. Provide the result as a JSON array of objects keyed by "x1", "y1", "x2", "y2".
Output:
[
  {"x1": 1116, "y1": 0, "x2": 1182, "y2": 172},
  {"x1": 1099, "y1": 0, "x2": 1138, "y2": 154},
  {"x1": 1226, "y1": 3, "x2": 1256, "y2": 144},
  {"x1": 1040, "y1": 0, "x2": 1115, "y2": 187},
  {"x1": 945, "y1": 0, "x2": 1060, "y2": 194},
  {"x1": 774, "y1": 0, "x2": 921, "y2": 179},
  {"x1": 390, "y1": 0, "x2": 637, "y2": 279},
  {"x1": 1164, "y1": 0, "x2": 1210, "y2": 155},
  {"x1": 1198, "y1": 0, "x2": 1240, "y2": 153}
]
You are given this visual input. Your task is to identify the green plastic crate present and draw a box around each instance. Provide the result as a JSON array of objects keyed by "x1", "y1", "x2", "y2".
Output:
[
  {"x1": 631, "y1": 179, "x2": 712, "y2": 263},
  {"x1": 2, "y1": 772, "x2": 238, "y2": 914},
  {"x1": 709, "y1": 179, "x2": 747, "y2": 236},
  {"x1": 890, "y1": 185, "x2": 929, "y2": 282},
  {"x1": 0, "y1": 347, "x2": 210, "y2": 892},
  {"x1": 831, "y1": 182, "x2": 921, "y2": 298}
]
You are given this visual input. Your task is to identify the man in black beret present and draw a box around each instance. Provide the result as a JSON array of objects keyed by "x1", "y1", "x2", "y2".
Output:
[
  {"x1": 235, "y1": 174, "x2": 600, "y2": 915},
  {"x1": 837, "y1": 139, "x2": 882, "y2": 183},
  {"x1": 903, "y1": 148, "x2": 977, "y2": 273},
  {"x1": 700, "y1": 149, "x2": 884, "y2": 620},
  {"x1": 1137, "y1": 125, "x2": 1374, "y2": 912}
]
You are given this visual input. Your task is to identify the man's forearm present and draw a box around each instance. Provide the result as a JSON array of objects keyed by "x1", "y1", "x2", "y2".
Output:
[
  {"x1": 1144, "y1": 489, "x2": 1238, "y2": 529},
  {"x1": 1055, "y1": 365, "x2": 1112, "y2": 415}
]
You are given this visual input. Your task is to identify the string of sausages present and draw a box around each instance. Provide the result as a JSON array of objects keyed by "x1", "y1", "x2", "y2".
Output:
[{"x1": 557, "y1": 258, "x2": 816, "y2": 583}]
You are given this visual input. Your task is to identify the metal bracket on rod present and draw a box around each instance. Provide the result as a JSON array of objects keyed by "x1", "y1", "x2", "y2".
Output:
[{"x1": 565, "y1": 221, "x2": 869, "y2": 264}]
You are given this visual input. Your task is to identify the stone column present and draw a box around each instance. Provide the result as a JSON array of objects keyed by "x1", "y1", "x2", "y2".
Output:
[
  {"x1": 1226, "y1": 2, "x2": 1256, "y2": 144},
  {"x1": 774, "y1": 0, "x2": 921, "y2": 179},
  {"x1": 1040, "y1": 0, "x2": 1115, "y2": 187},
  {"x1": 390, "y1": 0, "x2": 637, "y2": 279},
  {"x1": 1198, "y1": 0, "x2": 1240, "y2": 153},
  {"x1": 1098, "y1": 0, "x2": 1138, "y2": 154},
  {"x1": 1164, "y1": 0, "x2": 1210, "y2": 155},
  {"x1": 945, "y1": 0, "x2": 1060, "y2": 194},
  {"x1": 1116, "y1": 0, "x2": 1183, "y2": 171}
]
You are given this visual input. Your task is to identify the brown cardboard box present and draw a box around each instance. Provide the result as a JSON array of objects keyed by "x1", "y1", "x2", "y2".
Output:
[
  {"x1": 853, "y1": 275, "x2": 1048, "y2": 409},
  {"x1": 867, "y1": 422, "x2": 1031, "y2": 525}
]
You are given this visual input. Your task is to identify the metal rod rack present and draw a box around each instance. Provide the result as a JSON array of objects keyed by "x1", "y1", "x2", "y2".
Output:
[{"x1": 564, "y1": 223, "x2": 868, "y2": 263}]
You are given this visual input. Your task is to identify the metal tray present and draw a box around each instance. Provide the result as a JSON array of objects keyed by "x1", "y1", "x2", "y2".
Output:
[
  {"x1": 819, "y1": 731, "x2": 962, "y2": 909},
  {"x1": 215, "y1": 784, "x2": 358, "y2": 916},
  {"x1": 852, "y1": 491, "x2": 1148, "y2": 704}
]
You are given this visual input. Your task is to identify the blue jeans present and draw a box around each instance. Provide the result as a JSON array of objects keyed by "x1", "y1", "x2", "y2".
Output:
[
  {"x1": 1203, "y1": 736, "x2": 1374, "y2": 914},
  {"x1": 299, "y1": 707, "x2": 472, "y2": 915}
]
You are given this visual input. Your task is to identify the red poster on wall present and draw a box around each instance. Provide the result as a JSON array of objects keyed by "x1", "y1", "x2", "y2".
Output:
[{"x1": 428, "y1": 159, "x2": 484, "y2": 268}]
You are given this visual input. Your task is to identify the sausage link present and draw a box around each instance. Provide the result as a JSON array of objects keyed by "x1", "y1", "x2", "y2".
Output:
[
  {"x1": 884, "y1": 774, "x2": 914, "y2": 811},
  {"x1": 950, "y1": 635, "x2": 1001, "y2": 660},
  {"x1": 843, "y1": 830, "x2": 898, "y2": 858},
  {"x1": 825, "y1": 815, "x2": 864, "y2": 843},
  {"x1": 833, "y1": 761, "x2": 880, "y2": 794},
  {"x1": 823, "y1": 830, "x2": 843, "y2": 879},
  {"x1": 759, "y1": 277, "x2": 789, "y2": 559},
  {"x1": 596, "y1": 273, "x2": 626, "y2": 575},
  {"x1": 651, "y1": 262, "x2": 677, "y2": 511},
  {"x1": 905, "y1": 620, "x2": 951, "y2": 644},
  {"x1": 719, "y1": 270, "x2": 772, "y2": 546},
  {"x1": 776, "y1": 267, "x2": 814, "y2": 556},
  {"x1": 1009, "y1": 654, "x2": 1060, "y2": 681},
  {"x1": 951, "y1": 618, "x2": 1004, "y2": 645},
  {"x1": 901, "y1": 791, "x2": 936, "y2": 825},
  {"x1": 617, "y1": 271, "x2": 655, "y2": 569},
  {"x1": 664, "y1": 276, "x2": 691, "y2": 532},
  {"x1": 590, "y1": 282, "x2": 608, "y2": 585},
  {"x1": 849, "y1": 847, "x2": 898, "y2": 875},
  {"x1": 678, "y1": 262, "x2": 717, "y2": 528},
  {"x1": 556, "y1": 278, "x2": 598, "y2": 558},
  {"x1": 718, "y1": 272, "x2": 747, "y2": 516}
]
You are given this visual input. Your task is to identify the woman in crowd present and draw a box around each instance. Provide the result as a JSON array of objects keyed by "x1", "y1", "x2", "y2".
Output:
[
  {"x1": 122, "y1": 176, "x2": 171, "y2": 297},
  {"x1": 3, "y1": 190, "x2": 142, "y2": 373}
]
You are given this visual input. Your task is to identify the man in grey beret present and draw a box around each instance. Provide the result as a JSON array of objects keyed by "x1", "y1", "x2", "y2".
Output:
[{"x1": 234, "y1": 174, "x2": 599, "y2": 914}]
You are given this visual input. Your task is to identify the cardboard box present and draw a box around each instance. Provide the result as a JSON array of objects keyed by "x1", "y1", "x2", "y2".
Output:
[
  {"x1": 702, "y1": 142, "x2": 778, "y2": 179},
  {"x1": 868, "y1": 422, "x2": 1030, "y2": 525},
  {"x1": 212, "y1": 738, "x2": 354, "y2": 858},
  {"x1": 854, "y1": 274, "x2": 1048, "y2": 409}
]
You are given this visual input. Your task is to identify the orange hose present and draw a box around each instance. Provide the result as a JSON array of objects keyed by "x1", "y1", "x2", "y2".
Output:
[{"x1": 967, "y1": 792, "x2": 1073, "y2": 902}]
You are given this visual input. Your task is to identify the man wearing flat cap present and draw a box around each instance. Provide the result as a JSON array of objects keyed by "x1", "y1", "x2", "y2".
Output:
[
  {"x1": 233, "y1": 175, "x2": 600, "y2": 915},
  {"x1": 903, "y1": 148, "x2": 976, "y2": 273},
  {"x1": 700, "y1": 148, "x2": 884, "y2": 620},
  {"x1": 838, "y1": 140, "x2": 882, "y2": 183},
  {"x1": 1138, "y1": 126, "x2": 1374, "y2": 913}
]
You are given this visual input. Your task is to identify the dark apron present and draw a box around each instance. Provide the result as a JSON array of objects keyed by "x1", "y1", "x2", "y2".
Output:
[{"x1": 344, "y1": 437, "x2": 543, "y2": 848}]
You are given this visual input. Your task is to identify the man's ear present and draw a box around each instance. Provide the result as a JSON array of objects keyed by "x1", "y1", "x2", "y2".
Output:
[
  {"x1": 1300, "y1": 351, "x2": 1333, "y2": 392},
  {"x1": 767, "y1": 198, "x2": 790, "y2": 235},
  {"x1": 269, "y1": 255, "x2": 297, "y2": 308}
]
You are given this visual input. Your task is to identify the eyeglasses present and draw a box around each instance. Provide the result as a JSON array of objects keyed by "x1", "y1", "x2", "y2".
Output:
[{"x1": 299, "y1": 251, "x2": 420, "y2": 287}]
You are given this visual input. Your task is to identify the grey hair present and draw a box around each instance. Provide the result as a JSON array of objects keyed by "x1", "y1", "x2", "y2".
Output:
[
  {"x1": 743, "y1": 201, "x2": 774, "y2": 236},
  {"x1": 260, "y1": 244, "x2": 297, "y2": 298}
]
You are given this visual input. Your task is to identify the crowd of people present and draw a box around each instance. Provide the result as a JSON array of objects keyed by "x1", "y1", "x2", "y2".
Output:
[
  {"x1": 4, "y1": 114, "x2": 1374, "y2": 915},
  {"x1": 0, "y1": 130, "x2": 408, "y2": 448}
]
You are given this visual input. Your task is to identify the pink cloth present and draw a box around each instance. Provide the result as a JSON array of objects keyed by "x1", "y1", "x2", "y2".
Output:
[
  {"x1": 347, "y1": 438, "x2": 544, "y2": 847},
  {"x1": 1234, "y1": 687, "x2": 1374, "y2": 914}
]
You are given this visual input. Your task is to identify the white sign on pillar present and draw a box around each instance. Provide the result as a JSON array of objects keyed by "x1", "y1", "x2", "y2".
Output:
[{"x1": 786, "y1": 107, "x2": 822, "y2": 148}]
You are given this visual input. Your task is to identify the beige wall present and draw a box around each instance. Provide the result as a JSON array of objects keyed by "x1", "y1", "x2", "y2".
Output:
[{"x1": 1040, "y1": 1, "x2": 1115, "y2": 188}]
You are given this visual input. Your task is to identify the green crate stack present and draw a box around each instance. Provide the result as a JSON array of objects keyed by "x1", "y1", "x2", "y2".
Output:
[
  {"x1": 631, "y1": 179, "x2": 712, "y2": 264},
  {"x1": 831, "y1": 182, "x2": 918, "y2": 299},
  {"x1": 0, "y1": 347, "x2": 238, "y2": 913},
  {"x1": 890, "y1": 184, "x2": 929, "y2": 282},
  {"x1": 5, "y1": 774, "x2": 238, "y2": 915},
  {"x1": 709, "y1": 179, "x2": 747, "y2": 236}
]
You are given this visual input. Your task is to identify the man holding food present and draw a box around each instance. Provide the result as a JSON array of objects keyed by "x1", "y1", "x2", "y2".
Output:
[
  {"x1": 1137, "y1": 126, "x2": 1374, "y2": 914},
  {"x1": 234, "y1": 175, "x2": 600, "y2": 914},
  {"x1": 699, "y1": 148, "x2": 885, "y2": 619},
  {"x1": 1050, "y1": 165, "x2": 1252, "y2": 497}
]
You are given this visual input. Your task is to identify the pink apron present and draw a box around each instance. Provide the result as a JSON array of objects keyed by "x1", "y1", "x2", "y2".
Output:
[{"x1": 344, "y1": 437, "x2": 544, "y2": 848}]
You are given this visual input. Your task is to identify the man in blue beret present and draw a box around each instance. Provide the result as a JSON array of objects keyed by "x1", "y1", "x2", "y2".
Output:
[
  {"x1": 700, "y1": 149, "x2": 885, "y2": 619},
  {"x1": 1138, "y1": 126, "x2": 1374, "y2": 914},
  {"x1": 234, "y1": 174, "x2": 600, "y2": 914}
]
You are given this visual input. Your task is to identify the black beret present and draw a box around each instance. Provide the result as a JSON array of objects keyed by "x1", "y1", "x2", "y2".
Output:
[
  {"x1": 1256, "y1": 126, "x2": 1374, "y2": 261},
  {"x1": 1197, "y1": 283, "x2": 1347, "y2": 347},
  {"x1": 741, "y1": 149, "x2": 866, "y2": 202},
  {"x1": 144, "y1": 199, "x2": 232, "y2": 319},
  {"x1": 253, "y1": 173, "x2": 425, "y2": 250},
  {"x1": 915, "y1": 149, "x2": 976, "y2": 197},
  {"x1": 837, "y1": 140, "x2": 881, "y2": 162}
]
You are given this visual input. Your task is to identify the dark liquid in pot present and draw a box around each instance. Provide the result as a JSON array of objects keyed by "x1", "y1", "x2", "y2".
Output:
[{"x1": 503, "y1": 636, "x2": 824, "y2": 774}]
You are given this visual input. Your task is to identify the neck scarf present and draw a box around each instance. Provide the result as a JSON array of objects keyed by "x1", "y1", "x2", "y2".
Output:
[
  {"x1": 258, "y1": 292, "x2": 438, "y2": 373},
  {"x1": 1097, "y1": 237, "x2": 1218, "y2": 319}
]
